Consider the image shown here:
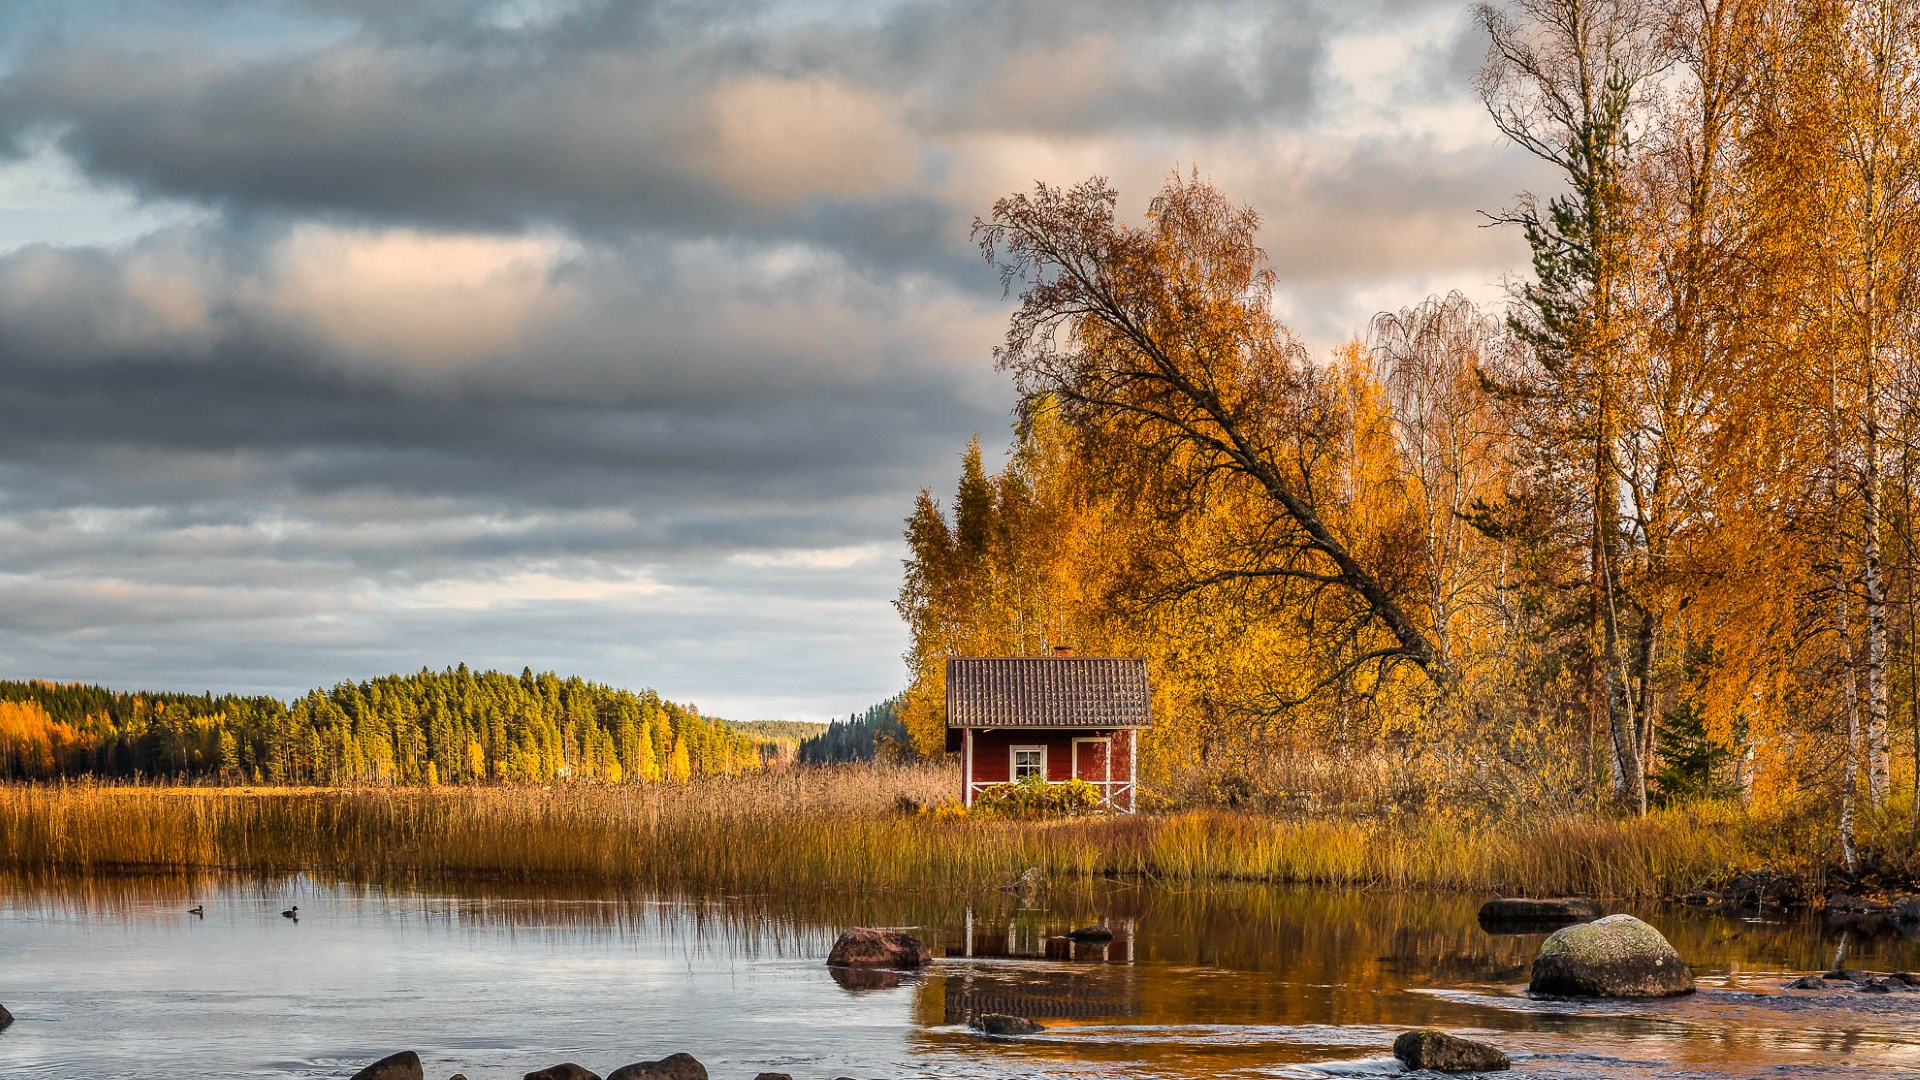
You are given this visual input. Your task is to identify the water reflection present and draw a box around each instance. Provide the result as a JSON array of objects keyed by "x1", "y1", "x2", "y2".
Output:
[{"x1": 2, "y1": 873, "x2": 1919, "y2": 1078}]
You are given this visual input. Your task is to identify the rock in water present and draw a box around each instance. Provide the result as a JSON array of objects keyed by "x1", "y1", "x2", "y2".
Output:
[
  {"x1": 349, "y1": 1051, "x2": 424, "y2": 1080},
  {"x1": 751, "y1": 1074, "x2": 793, "y2": 1080},
  {"x1": 1065, "y1": 924, "x2": 1114, "y2": 942},
  {"x1": 1476, "y1": 897, "x2": 1601, "y2": 931},
  {"x1": 1529, "y1": 914, "x2": 1694, "y2": 998},
  {"x1": 826, "y1": 927, "x2": 931, "y2": 968},
  {"x1": 1000, "y1": 867, "x2": 1046, "y2": 896},
  {"x1": 1784, "y1": 974, "x2": 1828, "y2": 990},
  {"x1": 1391, "y1": 1030, "x2": 1510, "y2": 1073},
  {"x1": 0, "y1": 1003, "x2": 11, "y2": 1031},
  {"x1": 606, "y1": 1053, "x2": 708, "y2": 1080},
  {"x1": 970, "y1": 1014, "x2": 1044, "y2": 1035},
  {"x1": 523, "y1": 1065, "x2": 600, "y2": 1080}
]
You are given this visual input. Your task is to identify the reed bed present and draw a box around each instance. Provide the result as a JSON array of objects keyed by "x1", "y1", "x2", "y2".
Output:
[{"x1": 0, "y1": 765, "x2": 1787, "y2": 897}]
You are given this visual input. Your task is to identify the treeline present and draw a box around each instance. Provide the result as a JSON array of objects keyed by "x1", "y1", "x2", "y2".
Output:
[
  {"x1": 902, "y1": 0, "x2": 1920, "y2": 860},
  {"x1": 0, "y1": 667, "x2": 763, "y2": 785},
  {"x1": 797, "y1": 698, "x2": 910, "y2": 764}
]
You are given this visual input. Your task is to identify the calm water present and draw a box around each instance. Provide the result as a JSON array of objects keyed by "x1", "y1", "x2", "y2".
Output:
[{"x1": 3, "y1": 876, "x2": 1920, "y2": 1079}]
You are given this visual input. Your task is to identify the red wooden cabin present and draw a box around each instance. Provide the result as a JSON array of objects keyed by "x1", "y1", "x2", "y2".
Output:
[{"x1": 945, "y1": 654, "x2": 1149, "y2": 813}]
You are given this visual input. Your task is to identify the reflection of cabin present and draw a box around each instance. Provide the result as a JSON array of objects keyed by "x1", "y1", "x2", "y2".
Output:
[
  {"x1": 945, "y1": 653, "x2": 1149, "y2": 812},
  {"x1": 951, "y1": 907, "x2": 1138, "y2": 965},
  {"x1": 938, "y1": 908, "x2": 1142, "y2": 1023}
]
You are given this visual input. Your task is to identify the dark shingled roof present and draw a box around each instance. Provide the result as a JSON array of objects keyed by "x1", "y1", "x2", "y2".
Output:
[{"x1": 946, "y1": 657, "x2": 1151, "y2": 730}]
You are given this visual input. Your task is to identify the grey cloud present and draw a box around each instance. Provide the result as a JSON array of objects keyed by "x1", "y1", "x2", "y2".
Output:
[
  {"x1": 0, "y1": 225, "x2": 1006, "y2": 568},
  {"x1": 1403, "y1": 5, "x2": 1494, "y2": 105},
  {"x1": 0, "y1": 216, "x2": 969, "y2": 714},
  {"x1": 0, "y1": 0, "x2": 1339, "y2": 254},
  {"x1": 0, "y1": 0, "x2": 1540, "y2": 717}
]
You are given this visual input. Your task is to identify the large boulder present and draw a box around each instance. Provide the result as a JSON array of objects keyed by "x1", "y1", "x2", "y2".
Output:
[
  {"x1": 606, "y1": 1053, "x2": 707, "y2": 1080},
  {"x1": 349, "y1": 1051, "x2": 423, "y2": 1080},
  {"x1": 1477, "y1": 897, "x2": 1600, "y2": 931},
  {"x1": 1529, "y1": 914, "x2": 1694, "y2": 998},
  {"x1": 1392, "y1": 1030, "x2": 1509, "y2": 1073},
  {"x1": 970, "y1": 1014, "x2": 1044, "y2": 1035},
  {"x1": 827, "y1": 927, "x2": 930, "y2": 968},
  {"x1": 0, "y1": 1003, "x2": 11, "y2": 1031},
  {"x1": 524, "y1": 1065, "x2": 600, "y2": 1080},
  {"x1": 1065, "y1": 924, "x2": 1114, "y2": 942}
]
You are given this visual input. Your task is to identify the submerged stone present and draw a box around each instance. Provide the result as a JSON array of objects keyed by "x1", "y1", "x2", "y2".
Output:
[
  {"x1": 523, "y1": 1065, "x2": 600, "y2": 1080},
  {"x1": 606, "y1": 1053, "x2": 708, "y2": 1080},
  {"x1": 1065, "y1": 924, "x2": 1114, "y2": 942},
  {"x1": 349, "y1": 1051, "x2": 423, "y2": 1080},
  {"x1": 1000, "y1": 867, "x2": 1047, "y2": 896},
  {"x1": 1784, "y1": 974, "x2": 1828, "y2": 990},
  {"x1": 970, "y1": 1013, "x2": 1044, "y2": 1035},
  {"x1": 1529, "y1": 914, "x2": 1694, "y2": 998},
  {"x1": 1391, "y1": 1029, "x2": 1510, "y2": 1073},
  {"x1": 826, "y1": 927, "x2": 931, "y2": 968},
  {"x1": 1477, "y1": 897, "x2": 1601, "y2": 931}
]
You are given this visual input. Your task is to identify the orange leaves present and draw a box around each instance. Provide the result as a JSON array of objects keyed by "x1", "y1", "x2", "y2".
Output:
[{"x1": 0, "y1": 700, "x2": 92, "y2": 779}]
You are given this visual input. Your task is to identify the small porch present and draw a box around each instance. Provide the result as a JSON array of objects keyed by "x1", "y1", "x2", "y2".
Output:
[{"x1": 957, "y1": 726, "x2": 1138, "y2": 813}]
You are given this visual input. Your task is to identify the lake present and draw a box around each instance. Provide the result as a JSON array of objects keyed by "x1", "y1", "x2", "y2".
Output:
[{"x1": 3, "y1": 876, "x2": 1919, "y2": 1078}]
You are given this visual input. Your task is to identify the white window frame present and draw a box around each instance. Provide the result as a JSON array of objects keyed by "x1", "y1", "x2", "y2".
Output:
[{"x1": 1010, "y1": 745, "x2": 1047, "y2": 782}]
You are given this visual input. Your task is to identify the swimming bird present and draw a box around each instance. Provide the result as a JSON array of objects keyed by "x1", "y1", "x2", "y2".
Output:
[
  {"x1": 281, "y1": 905, "x2": 299, "y2": 919},
  {"x1": 188, "y1": 905, "x2": 204, "y2": 917}
]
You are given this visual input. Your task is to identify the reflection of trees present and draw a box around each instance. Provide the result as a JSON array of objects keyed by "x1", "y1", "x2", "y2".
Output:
[
  {"x1": 11, "y1": 873, "x2": 1920, "y2": 977},
  {"x1": 14, "y1": 870, "x2": 1920, "y2": 1074}
]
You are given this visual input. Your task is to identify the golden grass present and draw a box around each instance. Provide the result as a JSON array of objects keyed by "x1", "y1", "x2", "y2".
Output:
[{"x1": 0, "y1": 765, "x2": 1811, "y2": 897}]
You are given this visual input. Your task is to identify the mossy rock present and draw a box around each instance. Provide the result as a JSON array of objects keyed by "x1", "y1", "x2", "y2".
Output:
[
  {"x1": 1529, "y1": 914, "x2": 1694, "y2": 998},
  {"x1": 1392, "y1": 1029, "x2": 1509, "y2": 1073},
  {"x1": 970, "y1": 1013, "x2": 1043, "y2": 1035}
]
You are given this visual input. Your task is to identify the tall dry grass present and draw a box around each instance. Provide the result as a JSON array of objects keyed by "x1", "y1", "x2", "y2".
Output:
[{"x1": 0, "y1": 764, "x2": 1799, "y2": 897}]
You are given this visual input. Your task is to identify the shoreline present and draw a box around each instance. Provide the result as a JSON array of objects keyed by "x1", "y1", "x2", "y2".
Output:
[{"x1": 0, "y1": 773, "x2": 1898, "y2": 901}]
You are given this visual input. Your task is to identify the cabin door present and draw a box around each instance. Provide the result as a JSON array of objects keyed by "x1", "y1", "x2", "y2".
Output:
[{"x1": 1073, "y1": 738, "x2": 1112, "y2": 805}]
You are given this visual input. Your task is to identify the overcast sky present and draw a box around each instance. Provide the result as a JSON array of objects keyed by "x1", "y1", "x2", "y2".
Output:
[{"x1": 0, "y1": 0, "x2": 1547, "y2": 720}]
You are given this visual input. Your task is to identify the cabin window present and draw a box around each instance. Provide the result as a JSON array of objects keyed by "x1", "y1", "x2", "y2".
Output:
[{"x1": 1011, "y1": 746, "x2": 1046, "y2": 781}]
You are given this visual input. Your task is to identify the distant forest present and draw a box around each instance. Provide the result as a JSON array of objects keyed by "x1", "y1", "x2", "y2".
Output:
[
  {"x1": 798, "y1": 698, "x2": 909, "y2": 764},
  {"x1": 0, "y1": 667, "x2": 771, "y2": 785}
]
